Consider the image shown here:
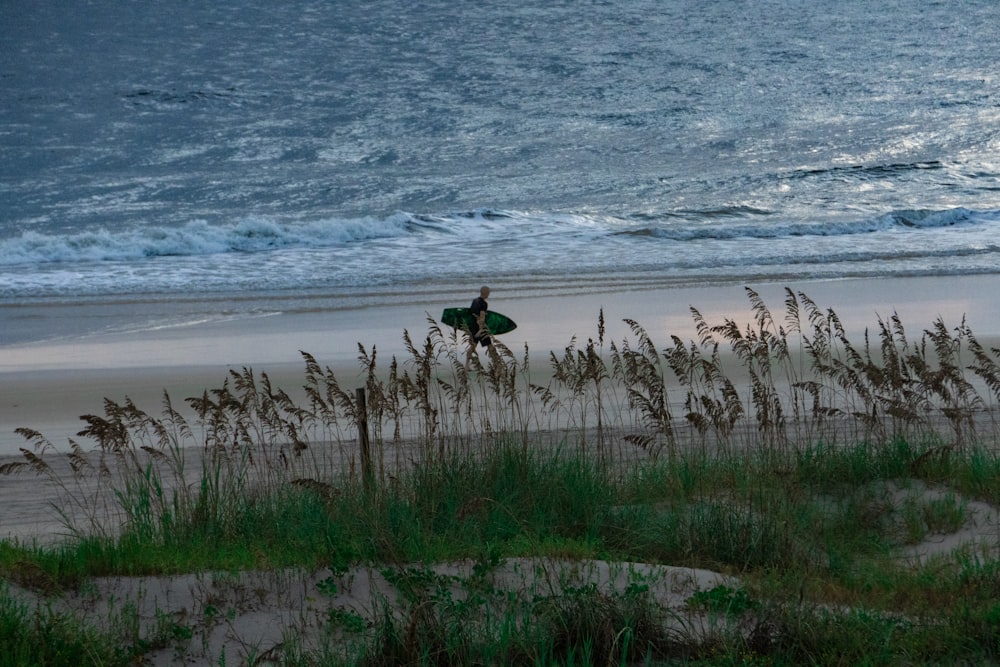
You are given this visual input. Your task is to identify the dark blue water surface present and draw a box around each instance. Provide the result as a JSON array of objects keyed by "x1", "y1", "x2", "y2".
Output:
[{"x1": 3, "y1": 1, "x2": 1000, "y2": 315}]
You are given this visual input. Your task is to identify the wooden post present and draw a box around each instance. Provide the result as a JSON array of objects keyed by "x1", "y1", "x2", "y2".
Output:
[{"x1": 355, "y1": 387, "x2": 373, "y2": 495}]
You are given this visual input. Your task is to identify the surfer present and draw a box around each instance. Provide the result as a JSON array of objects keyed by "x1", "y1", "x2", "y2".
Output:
[{"x1": 465, "y1": 285, "x2": 492, "y2": 370}]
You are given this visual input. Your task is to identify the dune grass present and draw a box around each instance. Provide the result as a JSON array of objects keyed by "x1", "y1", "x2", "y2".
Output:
[
  {"x1": 5, "y1": 440, "x2": 998, "y2": 664},
  {"x1": 2, "y1": 287, "x2": 1000, "y2": 664}
]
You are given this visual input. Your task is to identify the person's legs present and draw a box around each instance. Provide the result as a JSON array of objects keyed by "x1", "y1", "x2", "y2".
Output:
[
  {"x1": 465, "y1": 332, "x2": 492, "y2": 370},
  {"x1": 465, "y1": 330, "x2": 481, "y2": 370},
  {"x1": 465, "y1": 340, "x2": 476, "y2": 370}
]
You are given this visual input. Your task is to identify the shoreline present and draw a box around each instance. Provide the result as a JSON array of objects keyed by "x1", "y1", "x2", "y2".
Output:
[{"x1": 2, "y1": 274, "x2": 999, "y2": 456}]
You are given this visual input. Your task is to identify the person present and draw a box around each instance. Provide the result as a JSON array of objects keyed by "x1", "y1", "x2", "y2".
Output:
[{"x1": 465, "y1": 285, "x2": 492, "y2": 370}]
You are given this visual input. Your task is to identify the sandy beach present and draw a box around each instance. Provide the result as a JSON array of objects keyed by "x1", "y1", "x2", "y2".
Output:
[
  {"x1": 2, "y1": 274, "x2": 999, "y2": 457},
  {"x1": 3, "y1": 274, "x2": 1000, "y2": 664}
]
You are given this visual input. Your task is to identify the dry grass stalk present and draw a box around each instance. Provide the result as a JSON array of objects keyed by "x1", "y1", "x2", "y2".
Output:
[{"x1": 6, "y1": 288, "x2": 1000, "y2": 539}]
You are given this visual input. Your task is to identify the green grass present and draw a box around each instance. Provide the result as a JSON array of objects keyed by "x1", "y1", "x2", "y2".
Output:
[
  {"x1": 2, "y1": 441, "x2": 1000, "y2": 665},
  {"x1": 0, "y1": 583, "x2": 155, "y2": 666},
  {"x1": 7, "y1": 440, "x2": 938, "y2": 578}
]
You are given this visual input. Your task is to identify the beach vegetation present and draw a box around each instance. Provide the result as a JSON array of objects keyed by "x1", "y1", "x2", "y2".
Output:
[{"x1": 1, "y1": 288, "x2": 1000, "y2": 664}]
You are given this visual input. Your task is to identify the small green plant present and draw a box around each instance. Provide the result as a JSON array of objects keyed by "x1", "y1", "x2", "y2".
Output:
[
  {"x1": 900, "y1": 490, "x2": 968, "y2": 544},
  {"x1": 688, "y1": 584, "x2": 757, "y2": 615},
  {"x1": 316, "y1": 576, "x2": 338, "y2": 597},
  {"x1": 328, "y1": 608, "x2": 368, "y2": 634},
  {"x1": 924, "y1": 492, "x2": 967, "y2": 534}
]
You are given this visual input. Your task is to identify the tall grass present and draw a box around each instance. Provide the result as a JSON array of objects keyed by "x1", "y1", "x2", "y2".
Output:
[{"x1": 6, "y1": 287, "x2": 999, "y2": 541}]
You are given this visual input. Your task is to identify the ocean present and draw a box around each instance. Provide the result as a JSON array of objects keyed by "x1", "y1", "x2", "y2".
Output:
[{"x1": 3, "y1": 0, "x2": 1000, "y2": 346}]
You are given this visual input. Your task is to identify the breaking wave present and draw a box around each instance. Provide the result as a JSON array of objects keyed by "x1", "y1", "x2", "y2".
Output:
[{"x1": 1, "y1": 207, "x2": 997, "y2": 269}]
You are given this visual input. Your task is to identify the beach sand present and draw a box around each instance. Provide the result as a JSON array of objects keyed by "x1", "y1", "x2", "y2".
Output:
[
  {"x1": 3, "y1": 274, "x2": 1000, "y2": 664},
  {"x1": 3, "y1": 274, "x2": 999, "y2": 458}
]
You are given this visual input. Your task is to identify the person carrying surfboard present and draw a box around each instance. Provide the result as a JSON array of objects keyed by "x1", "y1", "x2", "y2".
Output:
[{"x1": 465, "y1": 285, "x2": 492, "y2": 370}]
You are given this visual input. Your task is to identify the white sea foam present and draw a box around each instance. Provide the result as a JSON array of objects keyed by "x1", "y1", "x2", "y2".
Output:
[
  {"x1": 2, "y1": 208, "x2": 999, "y2": 301},
  {"x1": 4, "y1": 208, "x2": 998, "y2": 267},
  {"x1": 0, "y1": 215, "x2": 415, "y2": 266}
]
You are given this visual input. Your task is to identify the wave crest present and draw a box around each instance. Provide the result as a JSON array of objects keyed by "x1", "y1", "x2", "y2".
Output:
[
  {"x1": 1, "y1": 207, "x2": 996, "y2": 269},
  {"x1": 0, "y1": 216, "x2": 416, "y2": 266}
]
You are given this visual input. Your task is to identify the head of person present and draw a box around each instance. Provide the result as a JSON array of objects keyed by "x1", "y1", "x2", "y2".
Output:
[{"x1": 480, "y1": 285, "x2": 491, "y2": 298}]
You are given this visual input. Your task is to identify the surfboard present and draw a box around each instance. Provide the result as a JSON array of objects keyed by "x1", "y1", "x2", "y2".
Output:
[{"x1": 441, "y1": 307, "x2": 517, "y2": 335}]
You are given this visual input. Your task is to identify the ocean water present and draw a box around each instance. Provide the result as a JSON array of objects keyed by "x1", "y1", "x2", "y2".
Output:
[{"x1": 3, "y1": 0, "x2": 1000, "y2": 344}]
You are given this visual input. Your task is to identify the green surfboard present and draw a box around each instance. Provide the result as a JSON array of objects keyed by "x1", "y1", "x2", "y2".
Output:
[{"x1": 441, "y1": 307, "x2": 517, "y2": 335}]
